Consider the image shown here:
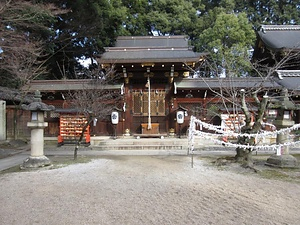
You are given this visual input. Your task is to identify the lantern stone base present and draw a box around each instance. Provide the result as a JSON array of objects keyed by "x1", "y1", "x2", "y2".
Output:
[
  {"x1": 20, "y1": 156, "x2": 51, "y2": 169},
  {"x1": 265, "y1": 155, "x2": 298, "y2": 168}
]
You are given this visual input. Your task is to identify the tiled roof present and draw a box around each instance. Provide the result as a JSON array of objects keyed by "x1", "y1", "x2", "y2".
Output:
[
  {"x1": 100, "y1": 49, "x2": 204, "y2": 63},
  {"x1": 0, "y1": 86, "x2": 34, "y2": 103},
  {"x1": 257, "y1": 25, "x2": 300, "y2": 50},
  {"x1": 174, "y1": 77, "x2": 280, "y2": 90},
  {"x1": 100, "y1": 36, "x2": 204, "y2": 63},
  {"x1": 276, "y1": 70, "x2": 300, "y2": 77},
  {"x1": 22, "y1": 80, "x2": 122, "y2": 91},
  {"x1": 115, "y1": 36, "x2": 189, "y2": 48},
  {"x1": 274, "y1": 70, "x2": 300, "y2": 90},
  {"x1": 259, "y1": 25, "x2": 300, "y2": 31}
]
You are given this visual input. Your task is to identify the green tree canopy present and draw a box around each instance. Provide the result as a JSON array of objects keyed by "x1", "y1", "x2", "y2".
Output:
[
  {"x1": 46, "y1": 0, "x2": 204, "y2": 79},
  {"x1": 201, "y1": 0, "x2": 300, "y2": 27},
  {"x1": 2, "y1": 0, "x2": 300, "y2": 83},
  {"x1": 45, "y1": 0, "x2": 300, "y2": 79},
  {"x1": 45, "y1": 0, "x2": 127, "y2": 79},
  {"x1": 198, "y1": 10, "x2": 256, "y2": 77},
  {"x1": 144, "y1": 0, "x2": 203, "y2": 36},
  {"x1": 121, "y1": 0, "x2": 149, "y2": 35},
  {"x1": 235, "y1": 0, "x2": 300, "y2": 27}
]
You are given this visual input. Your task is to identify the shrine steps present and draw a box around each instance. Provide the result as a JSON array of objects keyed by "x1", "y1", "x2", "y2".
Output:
[
  {"x1": 90, "y1": 137, "x2": 189, "y2": 152},
  {"x1": 45, "y1": 136, "x2": 227, "y2": 155}
]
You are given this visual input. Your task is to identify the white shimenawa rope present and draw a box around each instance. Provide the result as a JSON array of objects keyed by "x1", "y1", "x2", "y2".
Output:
[{"x1": 188, "y1": 116, "x2": 300, "y2": 154}]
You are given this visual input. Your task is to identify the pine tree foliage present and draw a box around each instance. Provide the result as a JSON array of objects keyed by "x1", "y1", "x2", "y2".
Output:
[{"x1": 1, "y1": 0, "x2": 300, "y2": 84}]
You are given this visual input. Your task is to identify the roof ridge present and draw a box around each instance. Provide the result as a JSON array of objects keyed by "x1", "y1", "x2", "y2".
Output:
[
  {"x1": 259, "y1": 25, "x2": 300, "y2": 31},
  {"x1": 116, "y1": 35, "x2": 188, "y2": 40},
  {"x1": 276, "y1": 70, "x2": 300, "y2": 77},
  {"x1": 105, "y1": 47, "x2": 191, "y2": 51}
]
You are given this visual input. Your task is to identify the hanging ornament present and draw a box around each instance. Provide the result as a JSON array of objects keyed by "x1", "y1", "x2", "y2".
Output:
[{"x1": 188, "y1": 116, "x2": 300, "y2": 152}]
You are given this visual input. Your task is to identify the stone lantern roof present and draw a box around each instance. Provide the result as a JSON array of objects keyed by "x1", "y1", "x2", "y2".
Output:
[
  {"x1": 269, "y1": 89, "x2": 298, "y2": 110},
  {"x1": 22, "y1": 90, "x2": 55, "y2": 111}
]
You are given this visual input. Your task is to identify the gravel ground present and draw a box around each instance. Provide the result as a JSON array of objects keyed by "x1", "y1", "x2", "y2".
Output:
[{"x1": 0, "y1": 155, "x2": 300, "y2": 225}]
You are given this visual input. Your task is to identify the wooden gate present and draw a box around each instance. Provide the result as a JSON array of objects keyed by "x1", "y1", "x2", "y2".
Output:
[{"x1": 131, "y1": 90, "x2": 166, "y2": 134}]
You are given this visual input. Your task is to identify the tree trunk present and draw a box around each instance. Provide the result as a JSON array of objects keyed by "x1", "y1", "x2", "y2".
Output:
[
  {"x1": 236, "y1": 90, "x2": 268, "y2": 167},
  {"x1": 235, "y1": 147, "x2": 246, "y2": 162},
  {"x1": 235, "y1": 135, "x2": 255, "y2": 167},
  {"x1": 245, "y1": 149, "x2": 253, "y2": 168},
  {"x1": 73, "y1": 117, "x2": 92, "y2": 160},
  {"x1": 235, "y1": 148, "x2": 254, "y2": 167}
]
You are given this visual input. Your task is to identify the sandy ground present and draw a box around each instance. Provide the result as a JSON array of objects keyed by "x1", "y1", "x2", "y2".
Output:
[{"x1": 0, "y1": 155, "x2": 300, "y2": 225}]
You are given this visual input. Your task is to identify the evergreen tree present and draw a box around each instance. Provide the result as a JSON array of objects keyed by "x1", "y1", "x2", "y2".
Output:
[
  {"x1": 45, "y1": 0, "x2": 127, "y2": 79},
  {"x1": 121, "y1": 0, "x2": 149, "y2": 35},
  {"x1": 0, "y1": 0, "x2": 62, "y2": 88},
  {"x1": 4, "y1": 0, "x2": 297, "y2": 81},
  {"x1": 197, "y1": 2, "x2": 256, "y2": 77},
  {"x1": 143, "y1": 0, "x2": 203, "y2": 36}
]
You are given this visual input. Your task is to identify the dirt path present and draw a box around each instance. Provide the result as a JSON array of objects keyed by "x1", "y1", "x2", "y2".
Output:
[{"x1": 0, "y1": 156, "x2": 300, "y2": 225}]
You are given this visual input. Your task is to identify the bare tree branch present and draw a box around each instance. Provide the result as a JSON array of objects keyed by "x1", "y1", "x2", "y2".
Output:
[
  {"x1": 64, "y1": 64, "x2": 122, "y2": 159},
  {"x1": 0, "y1": 1, "x2": 67, "y2": 89}
]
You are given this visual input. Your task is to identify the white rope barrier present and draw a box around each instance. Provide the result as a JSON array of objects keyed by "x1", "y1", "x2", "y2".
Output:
[
  {"x1": 188, "y1": 116, "x2": 300, "y2": 154},
  {"x1": 194, "y1": 118, "x2": 300, "y2": 138}
]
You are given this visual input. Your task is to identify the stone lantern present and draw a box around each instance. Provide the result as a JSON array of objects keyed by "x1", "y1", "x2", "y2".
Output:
[
  {"x1": 21, "y1": 90, "x2": 55, "y2": 169},
  {"x1": 266, "y1": 89, "x2": 298, "y2": 168}
]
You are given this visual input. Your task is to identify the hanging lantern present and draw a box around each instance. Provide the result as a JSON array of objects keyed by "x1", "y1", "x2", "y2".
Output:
[
  {"x1": 176, "y1": 111, "x2": 184, "y2": 124},
  {"x1": 111, "y1": 111, "x2": 119, "y2": 125}
]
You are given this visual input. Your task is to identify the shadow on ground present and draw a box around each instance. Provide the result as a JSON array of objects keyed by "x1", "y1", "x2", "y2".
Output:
[
  {"x1": 0, "y1": 140, "x2": 29, "y2": 159},
  {"x1": 199, "y1": 154, "x2": 300, "y2": 183}
]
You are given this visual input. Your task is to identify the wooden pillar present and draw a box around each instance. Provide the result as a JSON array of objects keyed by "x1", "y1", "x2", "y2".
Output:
[
  {"x1": 124, "y1": 83, "x2": 132, "y2": 135},
  {"x1": 0, "y1": 101, "x2": 6, "y2": 140}
]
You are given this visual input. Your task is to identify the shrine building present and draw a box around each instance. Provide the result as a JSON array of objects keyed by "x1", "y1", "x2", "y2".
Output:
[
  {"x1": 99, "y1": 35, "x2": 206, "y2": 137},
  {"x1": 10, "y1": 35, "x2": 282, "y2": 142}
]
